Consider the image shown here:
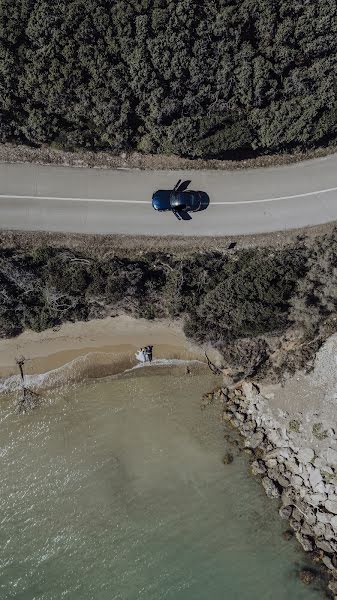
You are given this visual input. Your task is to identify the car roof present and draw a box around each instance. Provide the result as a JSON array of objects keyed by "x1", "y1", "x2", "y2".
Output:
[{"x1": 170, "y1": 191, "x2": 190, "y2": 207}]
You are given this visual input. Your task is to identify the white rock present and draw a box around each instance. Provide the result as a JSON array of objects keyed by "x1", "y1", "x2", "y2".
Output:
[
  {"x1": 291, "y1": 475, "x2": 304, "y2": 488},
  {"x1": 304, "y1": 493, "x2": 326, "y2": 507},
  {"x1": 285, "y1": 460, "x2": 303, "y2": 476},
  {"x1": 327, "y1": 447, "x2": 337, "y2": 465},
  {"x1": 251, "y1": 460, "x2": 267, "y2": 476},
  {"x1": 325, "y1": 499, "x2": 337, "y2": 514},
  {"x1": 279, "y1": 448, "x2": 291, "y2": 459},
  {"x1": 297, "y1": 448, "x2": 315, "y2": 464},
  {"x1": 290, "y1": 518, "x2": 301, "y2": 532},
  {"x1": 295, "y1": 532, "x2": 313, "y2": 552},
  {"x1": 325, "y1": 524, "x2": 336, "y2": 540},
  {"x1": 316, "y1": 510, "x2": 332, "y2": 524},
  {"x1": 264, "y1": 448, "x2": 284, "y2": 460},
  {"x1": 276, "y1": 474, "x2": 290, "y2": 488},
  {"x1": 299, "y1": 487, "x2": 307, "y2": 498},
  {"x1": 322, "y1": 555, "x2": 335, "y2": 571},
  {"x1": 301, "y1": 522, "x2": 314, "y2": 537},
  {"x1": 303, "y1": 509, "x2": 316, "y2": 526},
  {"x1": 330, "y1": 516, "x2": 337, "y2": 531},
  {"x1": 281, "y1": 488, "x2": 296, "y2": 506},
  {"x1": 314, "y1": 482, "x2": 327, "y2": 494},
  {"x1": 300, "y1": 471, "x2": 309, "y2": 486},
  {"x1": 309, "y1": 468, "x2": 323, "y2": 489},
  {"x1": 268, "y1": 429, "x2": 286, "y2": 447},
  {"x1": 279, "y1": 505, "x2": 292, "y2": 519},
  {"x1": 327, "y1": 494, "x2": 337, "y2": 503},
  {"x1": 316, "y1": 539, "x2": 335, "y2": 553},
  {"x1": 323, "y1": 466, "x2": 334, "y2": 475},
  {"x1": 314, "y1": 457, "x2": 329, "y2": 469},
  {"x1": 244, "y1": 431, "x2": 264, "y2": 449},
  {"x1": 292, "y1": 507, "x2": 302, "y2": 522},
  {"x1": 313, "y1": 522, "x2": 326, "y2": 537}
]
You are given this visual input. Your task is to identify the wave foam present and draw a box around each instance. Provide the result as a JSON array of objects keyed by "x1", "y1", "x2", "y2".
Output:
[{"x1": 0, "y1": 354, "x2": 205, "y2": 394}]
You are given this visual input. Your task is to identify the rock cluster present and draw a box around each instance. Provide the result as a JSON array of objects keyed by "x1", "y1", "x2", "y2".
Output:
[{"x1": 216, "y1": 382, "x2": 337, "y2": 594}]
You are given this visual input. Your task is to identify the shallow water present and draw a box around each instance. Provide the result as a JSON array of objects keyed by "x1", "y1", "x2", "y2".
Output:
[{"x1": 0, "y1": 369, "x2": 323, "y2": 600}]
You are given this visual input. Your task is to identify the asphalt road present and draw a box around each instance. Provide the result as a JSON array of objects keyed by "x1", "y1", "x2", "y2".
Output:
[{"x1": 1, "y1": 154, "x2": 337, "y2": 236}]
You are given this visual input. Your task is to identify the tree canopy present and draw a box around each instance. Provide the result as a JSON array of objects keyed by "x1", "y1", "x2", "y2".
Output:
[{"x1": 1, "y1": 0, "x2": 336, "y2": 158}]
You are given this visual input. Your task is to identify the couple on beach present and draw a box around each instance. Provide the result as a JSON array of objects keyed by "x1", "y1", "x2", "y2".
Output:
[{"x1": 135, "y1": 345, "x2": 153, "y2": 363}]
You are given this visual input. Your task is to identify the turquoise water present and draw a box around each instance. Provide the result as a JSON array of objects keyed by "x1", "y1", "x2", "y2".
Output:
[{"x1": 0, "y1": 369, "x2": 323, "y2": 599}]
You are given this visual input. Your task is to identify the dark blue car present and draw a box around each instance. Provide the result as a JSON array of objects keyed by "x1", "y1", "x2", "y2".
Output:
[{"x1": 152, "y1": 189, "x2": 209, "y2": 213}]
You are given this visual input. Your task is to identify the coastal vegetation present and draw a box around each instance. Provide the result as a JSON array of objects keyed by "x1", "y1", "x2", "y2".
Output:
[
  {"x1": 1, "y1": 227, "x2": 337, "y2": 376},
  {"x1": 1, "y1": 0, "x2": 337, "y2": 159}
]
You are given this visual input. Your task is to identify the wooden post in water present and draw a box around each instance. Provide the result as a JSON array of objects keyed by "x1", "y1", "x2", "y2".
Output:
[
  {"x1": 16, "y1": 356, "x2": 25, "y2": 384},
  {"x1": 15, "y1": 356, "x2": 39, "y2": 413}
]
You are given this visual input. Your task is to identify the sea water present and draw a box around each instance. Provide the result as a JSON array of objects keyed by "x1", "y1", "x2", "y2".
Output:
[{"x1": 0, "y1": 368, "x2": 323, "y2": 599}]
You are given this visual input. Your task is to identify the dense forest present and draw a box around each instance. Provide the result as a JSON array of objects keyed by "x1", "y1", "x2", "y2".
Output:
[
  {"x1": 2, "y1": 229, "x2": 337, "y2": 376},
  {"x1": 1, "y1": 0, "x2": 337, "y2": 159}
]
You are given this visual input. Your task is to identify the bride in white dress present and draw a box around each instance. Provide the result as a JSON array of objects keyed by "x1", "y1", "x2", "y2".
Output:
[{"x1": 135, "y1": 348, "x2": 146, "y2": 363}]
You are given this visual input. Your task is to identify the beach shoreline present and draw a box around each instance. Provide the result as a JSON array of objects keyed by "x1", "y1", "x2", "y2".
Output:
[{"x1": 0, "y1": 315, "x2": 220, "y2": 390}]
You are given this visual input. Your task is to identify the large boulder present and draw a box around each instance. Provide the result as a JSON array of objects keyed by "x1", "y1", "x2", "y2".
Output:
[
  {"x1": 300, "y1": 522, "x2": 314, "y2": 537},
  {"x1": 297, "y1": 448, "x2": 315, "y2": 464},
  {"x1": 325, "y1": 524, "x2": 336, "y2": 540},
  {"x1": 316, "y1": 510, "x2": 333, "y2": 524},
  {"x1": 290, "y1": 518, "x2": 301, "y2": 532},
  {"x1": 304, "y1": 493, "x2": 326, "y2": 507},
  {"x1": 313, "y1": 522, "x2": 326, "y2": 537},
  {"x1": 322, "y1": 555, "x2": 335, "y2": 571},
  {"x1": 262, "y1": 477, "x2": 280, "y2": 499},
  {"x1": 279, "y1": 505, "x2": 292, "y2": 520},
  {"x1": 244, "y1": 431, "x2": 264, "y2": 449},
  {"x1": 327, "y1": 447, "x2": 337, "y2": 465},
  {"x1": 275, "y1": 473, "x2": 291, "y2": 488},
  {"x1": 309, "y1": 467, "x2": 323, "y2": 489},
  {"x1": 292, "y1": 507, "x2": 303, "y2": 522},
  {"x1": 325, "y1": 499, "x2": 337, "y2": 514},
  {"x1": 295, "y1": 532, "x2": 313, "y2": 552},
  {"x1": 313, "y1": 482, "x2": 326, "y2": 495},
  {"x1": 304, "y1": 508, "x2": 317, "y2": 526},
  {"x1": 316, "y1": 539, "x2": 335, "y2": 553},
  {"x1": 251, "y1": 460, "x2": 266, "y2": 476},
  {"x1": 291, "y1": 474, "x2": 304, "y2": 488},
  {"x1": 285, "y1": 459, "x2": 303, "y2": 476},
  {"x1": 282, "y1": 488, "x2": 296, "y2": 507},
  {"x1": 331, "y1": 515, "x2": 337, "y2": 531}
]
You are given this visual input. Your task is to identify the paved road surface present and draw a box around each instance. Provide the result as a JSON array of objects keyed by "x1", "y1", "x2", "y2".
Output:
[{"x1": 1, "y1": 154, "x2": 337, "y2": 235}]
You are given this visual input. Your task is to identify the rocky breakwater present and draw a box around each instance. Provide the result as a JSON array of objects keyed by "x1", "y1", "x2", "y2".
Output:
[{"x1": 216, "y1": 378, "x2": 337, "y2": 597}]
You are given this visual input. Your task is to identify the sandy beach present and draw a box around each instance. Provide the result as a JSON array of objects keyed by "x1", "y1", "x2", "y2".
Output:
[{"x1": 0, "y1": 316, "x2": 219, "y2": 387}]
